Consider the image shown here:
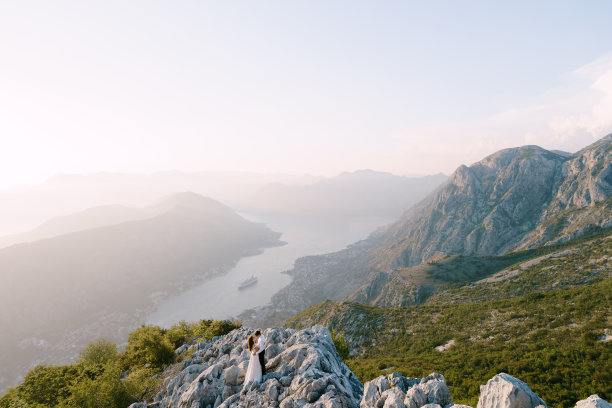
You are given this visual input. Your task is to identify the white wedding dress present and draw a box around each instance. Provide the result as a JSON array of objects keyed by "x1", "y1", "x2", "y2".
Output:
[{"x1": 244, "y1": 350, "x2": 262, "y2": 385}]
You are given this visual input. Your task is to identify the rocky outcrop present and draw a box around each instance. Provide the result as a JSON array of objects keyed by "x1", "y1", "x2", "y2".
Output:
[
  {"x1": 476, "y1": 373, "x2": 547, "y2": 408},
  {"x1": 149, "y1": 325, "x2": 362, "y2": 408},
  {"x1": 360, "y1": 372, "x2": 452, "y2": 408},
  {"x1": 574, "y1": 395, "x2": 612, "y2": 408}
]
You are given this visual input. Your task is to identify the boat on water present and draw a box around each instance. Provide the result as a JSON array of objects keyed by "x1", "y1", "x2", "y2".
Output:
[{"x1": 238, "y1": 275, "x2": 258, "y2": 290}]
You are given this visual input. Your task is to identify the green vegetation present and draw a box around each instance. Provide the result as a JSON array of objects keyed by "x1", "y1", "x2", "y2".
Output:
[
  {"x1": 330, "y1": 329, "x2": 350, "y2": 360},
  {"x1": 0, "y1": 319, "x2": 240, "y2": 408},
  {"x1": 427, "y1": 232, "x2": 611, "y2": 305},
  {"x1": 287, "y1": 277, "x2": 612, "y2": 407}
]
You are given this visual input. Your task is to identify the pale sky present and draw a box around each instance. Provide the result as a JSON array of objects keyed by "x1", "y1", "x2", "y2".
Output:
[{"x1": 1, "y1": 1, "x2": 612, "y2": 188}]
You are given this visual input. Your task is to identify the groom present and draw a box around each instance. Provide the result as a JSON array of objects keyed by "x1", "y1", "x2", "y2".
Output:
[{"x1": 254, "y1": 330, "x2": 266, "y2": 375}]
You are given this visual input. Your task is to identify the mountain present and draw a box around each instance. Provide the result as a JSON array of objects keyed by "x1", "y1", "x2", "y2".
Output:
[
  {"x1": 0, "y1": 204, "x2": 154, "y2": 249},
  {"x1": 0, "y1": 170, "x2": 320, "y2": 236},
  {"x1": 247, "y1": 170, "x2": 448, "y2": 219},
  {"x1": 0, "y1": 192, "x2": 283, "y2": 393},
  {"x1": 241, "y1": 135, "x2": 612, "y2": 326},
  {"x1": 286, "y1": 232, "x2": 612, "y2": 406},
  {"x1": 371, "y1": 135, "x2": 611, "y2": 270}
]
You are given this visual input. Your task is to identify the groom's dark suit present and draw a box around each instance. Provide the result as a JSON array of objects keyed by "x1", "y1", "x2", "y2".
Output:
[{"x1": 256, "y1": 334, "x2": 266, "y2": 375}]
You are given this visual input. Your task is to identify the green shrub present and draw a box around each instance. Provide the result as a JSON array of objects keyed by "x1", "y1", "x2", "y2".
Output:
[
  {"x1": 64, "y1": 363, "x2": 134, "y2": 408},
  {"x1": 78, "y1": 338, "x2": 118, "y2": 368},
  {"x1": 123, "y1": 367, "x2": 161, "y2": 402},
  {"x1": 164, "y1": 320, "x2": 193, "y2": 348},
  {"x1": 193, "y1": 319, "x2": 241, "y2": 340},
  {"x1": 123, "y1": 326, "x2": 176, "y2": 370},
  {"x1": 12, "y1": 365, "x2": 79, "y2": 407},
  {"x1": 331, "y1": 329, "x2": 350, "y2": 360}
]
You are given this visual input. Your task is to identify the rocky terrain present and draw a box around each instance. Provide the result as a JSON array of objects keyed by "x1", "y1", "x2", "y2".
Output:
[
  {"x1": 127, "y1": 326, "x2": 611, "y2": 408},
  {"x1": 137, "y1": 326, "x2": 363, "y2": 408}
]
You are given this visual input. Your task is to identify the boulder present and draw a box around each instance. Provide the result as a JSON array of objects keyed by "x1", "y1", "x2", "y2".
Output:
[
  {"x1": 575, "y1": 395, "x2": 612, "y2": 408},
  {"x1": 477, "y1": 373, "x2": 547, "y2": 408},
  {"x1": 360, "y1": 372, "x2": 451, "y2": 408}
]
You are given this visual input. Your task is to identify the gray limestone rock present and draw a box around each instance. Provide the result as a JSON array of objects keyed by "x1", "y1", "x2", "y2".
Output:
[
  {"x1": 477, "y1": 373, "x2": 547, "y2": 408},
  {"x1": 151, "y1": 325, "x2": 362, "y2": 408},
  {"x1": 574, "y1": 395, "x2": 612, "y2": 408},
  {"x1": 360, "y1": 372, "x2": 450, "y2": 408}
]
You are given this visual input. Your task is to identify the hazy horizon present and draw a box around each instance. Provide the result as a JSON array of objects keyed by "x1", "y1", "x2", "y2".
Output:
[{"x1": 2, "y1": 1, "x2": 612, "y2": 189}]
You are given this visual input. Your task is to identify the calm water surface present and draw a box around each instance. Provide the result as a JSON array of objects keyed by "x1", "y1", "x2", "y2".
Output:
[{"x1": 147, "y1": 213, "x2": 392, "y2": 327}]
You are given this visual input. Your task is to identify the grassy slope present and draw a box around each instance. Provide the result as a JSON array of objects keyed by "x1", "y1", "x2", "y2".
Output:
[{"x1": 286, "y1": 232, "x2": 612, "y2": 407}]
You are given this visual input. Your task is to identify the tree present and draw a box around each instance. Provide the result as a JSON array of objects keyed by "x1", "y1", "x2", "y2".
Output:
[
  {"x1": 66, "y1": 363, "x2": 133, "y2": 408},
  {"x1": 13, "y1": 365, "x2": 79, "y2": 407},
  {"x1": 78, "y1": 339, "x2": 118, "y2": 368},
  {"x1": 123, "y1": 326, "x2": 175, "y2": 369}
]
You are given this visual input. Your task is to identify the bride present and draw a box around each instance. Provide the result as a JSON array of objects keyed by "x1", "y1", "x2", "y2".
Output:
[{"x1": 244, "y1": 335, "x2": 262, "y2": 385}]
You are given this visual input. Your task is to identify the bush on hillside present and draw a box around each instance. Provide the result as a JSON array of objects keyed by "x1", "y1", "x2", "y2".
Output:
[
  {"x1": 78, "y1": 338, "x2": 118, "y2": 368},
  {"x1": 122, "y1": 326, "x2": 176, "y2": 369}
]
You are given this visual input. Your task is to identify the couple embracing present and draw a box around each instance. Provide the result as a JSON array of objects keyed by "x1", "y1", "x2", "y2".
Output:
[{"x1": 244, "y1": 330, "x2": 267, "y2": 385}]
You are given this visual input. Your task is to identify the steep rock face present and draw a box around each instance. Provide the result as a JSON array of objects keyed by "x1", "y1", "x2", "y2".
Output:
[
  {"x1": 372, "y1": 146, "x2": 568, "y2": 269},
  {"x1": 347, "y1": 272, "x2": 393, "y2": 305},
  {"x1": 476, "y1": 373, "x2": 547, "y2": 408},
  {"x1": 371, "y1": 136, "x2": 611, "y2": 270},
  {"x1": 150, "y1": 326, "x2": 362, "y2": 408},
  {"x1": 348, "y1": 273, "x2": 434, "y2": 308},
  {"x1": 518, "y1": 135, "x2": 612, "y2": 248}
]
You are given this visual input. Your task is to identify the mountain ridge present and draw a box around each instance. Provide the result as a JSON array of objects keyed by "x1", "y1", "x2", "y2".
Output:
[{"x1": 242, "y1": 135, "x2": 611, "y2": 327}]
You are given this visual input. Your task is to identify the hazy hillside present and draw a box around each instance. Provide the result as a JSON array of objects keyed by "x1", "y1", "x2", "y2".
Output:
[
  {"x1": 0, "y1": 192, "x2": 282, "y2": 392},
  {"x1": 0, "y1": 204, "x2": 154, "y2": 249},
  {"x1": 247, "y1": 170, "x2": 448, "y2": 218},
  {"x1": 0, "y1": 171, "x2": 320, "y2": 236}
]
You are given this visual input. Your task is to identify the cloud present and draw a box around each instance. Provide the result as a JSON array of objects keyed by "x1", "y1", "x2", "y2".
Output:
[
  {"x1": 392, "y1": 54, "x2": 612, "y2": 174},
  {"x1": 549, "y1": 55, "x2": 612, "y2": 140}
]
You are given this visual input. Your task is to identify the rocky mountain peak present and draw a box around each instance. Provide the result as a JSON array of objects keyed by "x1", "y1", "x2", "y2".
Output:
[{"x1": 371, "y1": 135, "x2": 611, "y2": 269}]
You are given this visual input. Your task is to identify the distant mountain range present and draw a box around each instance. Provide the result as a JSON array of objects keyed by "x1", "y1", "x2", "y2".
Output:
[
  {"x1": 0, "y1": 170, "x2": 446, "y2": 237},
  {"x1": 246, "y1": 170, "x2": 448, "y2": 219},
  {"x1": 0, "y1": 171, "x2": 321, "y2": 236},
  {"x1": 242, "y1": 135, "x2": 612, "y2": 326},
  {"x1": 0, "y1": 192, "x2": 282, "y2": 392}
]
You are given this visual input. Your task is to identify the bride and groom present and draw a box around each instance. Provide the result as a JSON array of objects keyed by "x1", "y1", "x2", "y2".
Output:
[{"x1": 244, "y1": 330, "x2": 267, "y2": 385}]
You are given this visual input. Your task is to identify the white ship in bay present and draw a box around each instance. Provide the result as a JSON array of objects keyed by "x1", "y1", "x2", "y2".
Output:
[{"x1": 238, "y1": 275, "x2": 258, "y2": 290}]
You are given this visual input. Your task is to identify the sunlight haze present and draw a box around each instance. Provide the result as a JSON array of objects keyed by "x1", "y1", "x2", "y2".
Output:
[{"x1": 1, "y1": 1, "x2": 611, "y2": 188}]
